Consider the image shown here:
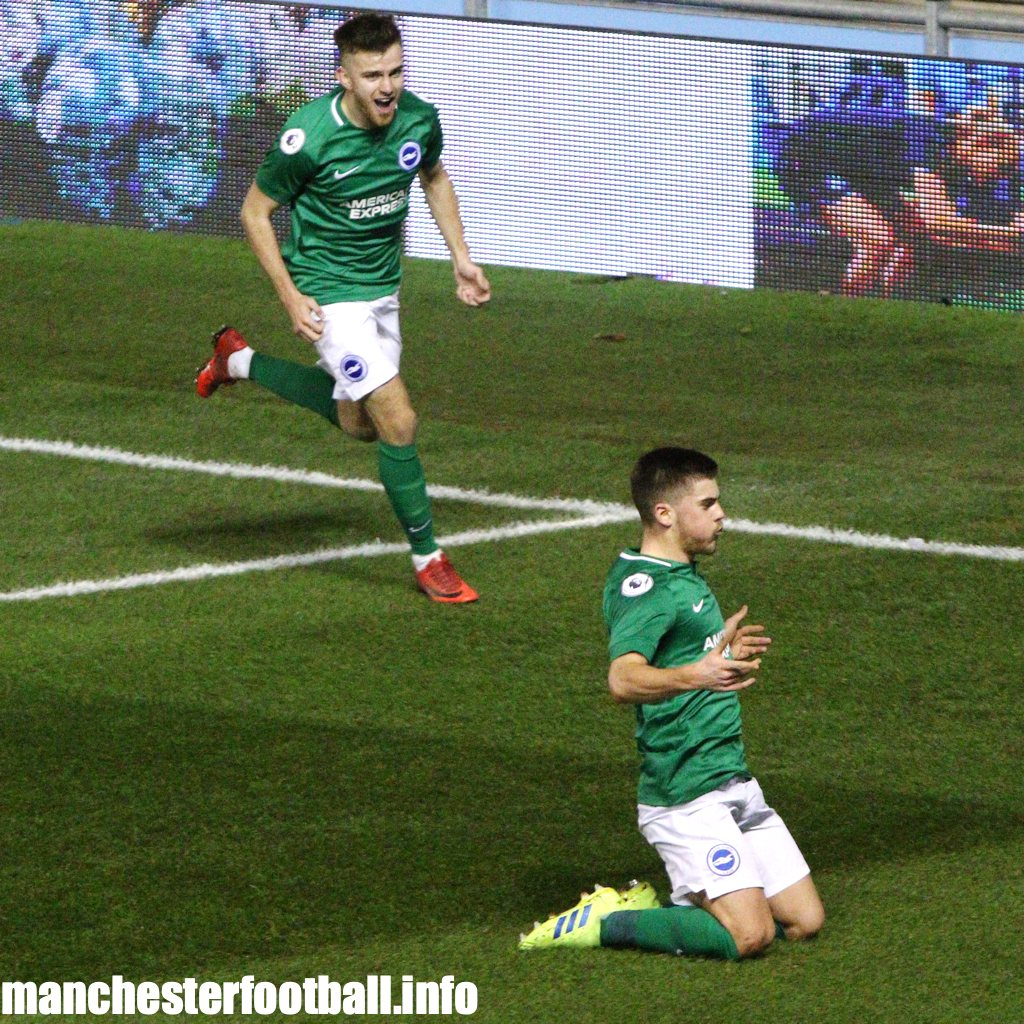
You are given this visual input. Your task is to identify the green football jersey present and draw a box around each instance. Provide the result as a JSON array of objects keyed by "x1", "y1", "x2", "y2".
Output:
[
  {"x1": 603, "y1": 549, "x2": 750, "y2": 807},
  {"x1": 255, "y1": 87, "x2": 444, "y2": 304}
]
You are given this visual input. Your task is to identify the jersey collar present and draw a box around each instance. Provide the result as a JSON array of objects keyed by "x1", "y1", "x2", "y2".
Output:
[
  {"x1": 619, "y1": 548, "x2": 697, "y2": 573},
  {"x1": 331, "y1": 91, "x2": 347, "y2": 128}
]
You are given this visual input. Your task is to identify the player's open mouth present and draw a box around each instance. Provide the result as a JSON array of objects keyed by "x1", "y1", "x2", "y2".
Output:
[{"x1": 375, "y1": 97, "x2": 395, "y2": 113}]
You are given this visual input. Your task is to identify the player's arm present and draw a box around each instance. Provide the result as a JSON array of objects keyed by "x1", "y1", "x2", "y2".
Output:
[
  {"x1": 608, "y1": 650, "x2": 760, "y2": 704},
  {"x1": 417, "y1": 160, "x2": 491, "y2": 306},
  {"x1": 907, "y1": 168, "x2": 1019, "y2": 251},
  {"x1": 608, "y1": 607, "x2": 770, "y2": 705},
  {"x1": 240, "y1": 181, "x2": 325, "y2": 342}
]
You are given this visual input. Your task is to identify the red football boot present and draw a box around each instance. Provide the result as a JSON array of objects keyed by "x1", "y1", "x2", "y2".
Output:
[
  {"x1": 415, "y1": 553, "x2": 479, "y2": 604},
  {"x1": 195, "y1": 325, "x2": 250, "y2": 398}
]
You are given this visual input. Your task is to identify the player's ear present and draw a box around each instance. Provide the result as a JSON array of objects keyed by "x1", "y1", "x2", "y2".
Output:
[
  {"x1": 335, "y1": 62, "x2": 350, "y2": 90},
  {"x1": 652, "y1": 501, "x2": 674, "y2": 528}
]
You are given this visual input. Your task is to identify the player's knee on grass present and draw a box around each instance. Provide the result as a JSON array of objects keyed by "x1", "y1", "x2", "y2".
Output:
[
  {"x1": 769, "y1": 877, "x2": 825, "y2": 942},
  {"x1": 729, "y1": 919, "x2": 777, "y2": 958},
  {"x1": 783, "y1": 903, "x2": 825, "y2": 942},
  {"x1": 705, "y1": 892, "x2": 777, "y2": 958}
]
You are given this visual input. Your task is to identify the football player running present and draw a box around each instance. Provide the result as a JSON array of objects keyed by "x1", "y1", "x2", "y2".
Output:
[{"x1": 195, "y1": 13, "x2": 490, "y2": 603}]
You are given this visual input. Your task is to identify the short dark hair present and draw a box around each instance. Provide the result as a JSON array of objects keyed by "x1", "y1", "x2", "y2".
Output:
[
  {"x1": 334, "y1": 13, "x2": 402, "y2": 59},
  {"x1": 630, "y1": 447, "x2": 719, "y2": 526}
]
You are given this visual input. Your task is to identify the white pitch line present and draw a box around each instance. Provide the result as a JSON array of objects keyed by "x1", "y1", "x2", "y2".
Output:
[
  {"x1": 1, "y1": 434, "x2": 1022, "y2": 608},
  {"x1": 0, "y1": 512, "x2": 634, "y2": 603},
  {"x1": 727, "y1": 518, "x2": 1024, "y2": 562},
  {"x1": 0, "y1": 436, "x2": 624, "y2": 516}
]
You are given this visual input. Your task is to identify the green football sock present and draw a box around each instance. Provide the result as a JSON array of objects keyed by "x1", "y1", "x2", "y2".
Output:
[
  {"x1": 377, "y1": 441, "x2": 437, "y2": 556},
  {"x1": 600, "y1": 907, "x2": 740, "y2": 961},
  {"x1": 250, "y1": 352, "x2": 339, "y2": 427}
]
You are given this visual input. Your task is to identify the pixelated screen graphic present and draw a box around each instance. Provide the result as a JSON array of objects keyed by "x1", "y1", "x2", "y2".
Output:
[
  {"x1": 0, "y1": 0, "x2": 344, "y2": 231},
  {"x1": 0, "y1": 0, "x2": 753, "y2": 286},
  {"x1": 755, "y1": 53, "x2": 1024, "y2": 309},
  {"x1": 3, "y1": 2, "x2": 1024, "y2": 308}
]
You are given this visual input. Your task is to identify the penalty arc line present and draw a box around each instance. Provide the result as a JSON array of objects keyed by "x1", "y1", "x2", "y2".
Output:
[
  {"x1": 0, "y1": 436, "x2": 625, "y2": 516},
  {"x1": 4, "y1": 435, "x2": 1024, "y2": 560},
  {"x1": 726, "y1": 518, "x2": 1024, "y2": 563},
  {"x1": 0, "y1": 436, "x2": 1021, "y2": 605},
  {"x1": 0, "y1": 512, "x2": 636, "y2": 604}
]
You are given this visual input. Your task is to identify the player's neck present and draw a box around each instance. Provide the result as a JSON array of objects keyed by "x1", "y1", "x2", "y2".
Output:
[
  {"x1": 639, "y1": 531, "x2": 692, "y2": 565},
  {"x1": 340, "y1": 93, "x2": 360, "y2": 127}
]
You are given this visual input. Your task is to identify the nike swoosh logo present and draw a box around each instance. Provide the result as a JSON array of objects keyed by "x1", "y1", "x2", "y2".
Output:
[
  {"x1": 334, "y1": 165, "x2": 361, "y2": 179},
  {"x1": 692, "y1": 599, "x2": 705, "y2": 613}
]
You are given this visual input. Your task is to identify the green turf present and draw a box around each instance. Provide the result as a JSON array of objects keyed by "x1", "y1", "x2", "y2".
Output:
[{"x1": 0, "y1": 221, "x2": 1022, "y2": 1022}]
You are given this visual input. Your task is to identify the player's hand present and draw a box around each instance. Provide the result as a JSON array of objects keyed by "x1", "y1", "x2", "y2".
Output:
[
  {"x1": 723, "y1": 605, "x2": 772, "y2": 662},
  {"x1": 284, "y1": 293, "x2": 325, "y2": 343},
  {"x1": 453, "y1": 257, "x2": 491, "y2": 306},
  {"x1": 692, "y1": 606, "x2": 769, "y2": 692},
  {"x1": 692, "y1": 648, "x2": 761, "y2": 692}
]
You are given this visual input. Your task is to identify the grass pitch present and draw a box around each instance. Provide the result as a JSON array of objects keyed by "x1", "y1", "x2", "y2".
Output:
[{"x1": 0, "y1": 221, "x2": 1022, "y2": 1022}]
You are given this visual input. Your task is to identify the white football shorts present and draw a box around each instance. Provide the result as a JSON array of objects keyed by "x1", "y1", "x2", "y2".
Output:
[
  {"x1": 315, "y1": 292, "x2": 402, "y2": 402},
  {"x1": 638, "y1": 776, "x2": 810, "y2": 905}
]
